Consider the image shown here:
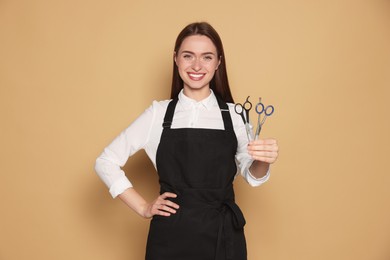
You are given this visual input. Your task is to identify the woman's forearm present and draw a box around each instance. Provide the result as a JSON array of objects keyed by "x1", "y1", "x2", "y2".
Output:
[
  {"x1": 118, "y1": 188, "x2": 149, "y2": 218},
  {"x1": 249, "y1": 160, "x2": 270, "y2": 179}
]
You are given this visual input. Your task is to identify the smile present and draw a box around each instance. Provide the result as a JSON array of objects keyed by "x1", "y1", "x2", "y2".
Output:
[{"x1": 188, "y1": 73, "x2": 206, "y2": 81}]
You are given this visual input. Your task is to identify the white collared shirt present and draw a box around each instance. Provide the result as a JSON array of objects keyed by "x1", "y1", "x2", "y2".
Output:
[{"x1": 95, "y1": 90, "x2": 270, "y2": 198}]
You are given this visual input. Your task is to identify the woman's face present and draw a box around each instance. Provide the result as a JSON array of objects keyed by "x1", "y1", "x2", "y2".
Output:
[{"x1": 175, "y1": 35, "x2": 220, "y2": 100}]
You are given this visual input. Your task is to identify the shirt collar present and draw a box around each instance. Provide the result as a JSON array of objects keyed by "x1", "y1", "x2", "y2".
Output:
[{"x1": 178, "y1": 89, "x2": 217, "y2": 110}]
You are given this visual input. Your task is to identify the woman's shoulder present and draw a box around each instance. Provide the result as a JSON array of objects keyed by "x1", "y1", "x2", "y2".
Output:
[
  {"x1": 226, "y1": 102, "x2": 235, "y2": 108},
  {"x1": 130, "y1": 99, "x2": 173, "y2": 132},
  {"x1": 146, "y1": 99, "x2": 173, "y2": 114},
  {"x1": 226, "y1": 102, "x2": 237, "y2": 114},
  {"x1": 151, "y1": 99, "x2": 172, "y2": 107}
]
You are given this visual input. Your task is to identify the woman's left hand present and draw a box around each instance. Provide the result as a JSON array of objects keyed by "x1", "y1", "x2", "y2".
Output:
[{"x1": 247, "y1": 138, "x2": 279, "y2": 164}]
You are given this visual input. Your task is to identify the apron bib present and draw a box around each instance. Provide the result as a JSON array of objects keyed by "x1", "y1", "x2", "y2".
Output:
[{"x1": 145, "y1": 96, "x2": 247, "y2": 260}]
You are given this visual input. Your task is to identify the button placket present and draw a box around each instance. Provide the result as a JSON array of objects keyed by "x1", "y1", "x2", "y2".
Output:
[{"x1": 192, "y1": 103, "x2": 201, "y2": 128}]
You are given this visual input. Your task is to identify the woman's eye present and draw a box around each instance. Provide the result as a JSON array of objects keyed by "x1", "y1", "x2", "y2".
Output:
[
  {"x1": 183, "y1": 54, "x2": 193, "y2": 60},
  {"x1": 203, "y1": 56, "x2": 213, "y2": 61}
]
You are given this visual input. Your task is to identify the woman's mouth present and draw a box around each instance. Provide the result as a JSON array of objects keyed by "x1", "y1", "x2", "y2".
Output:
[{"x1": 188, "y1": 73, "x2": 205, "y2": 81}]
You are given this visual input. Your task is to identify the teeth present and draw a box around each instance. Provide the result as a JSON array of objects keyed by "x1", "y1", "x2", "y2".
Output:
[{"x1": 189, "y1": 74, "x2": 204, "y2": 78}]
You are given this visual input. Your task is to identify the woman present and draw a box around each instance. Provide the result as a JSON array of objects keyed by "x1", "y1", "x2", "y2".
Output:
[{"x1": 95, "y1": 22, "x2": 279, "y2": 260}]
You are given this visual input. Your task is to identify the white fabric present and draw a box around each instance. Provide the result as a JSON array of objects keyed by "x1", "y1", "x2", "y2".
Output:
[{"x1": 95, "y1": 90, "x2": 270, "y2": 198}]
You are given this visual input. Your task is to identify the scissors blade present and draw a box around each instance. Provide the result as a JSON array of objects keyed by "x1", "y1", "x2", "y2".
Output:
[
  {"x1": 245, "y1": 123, "x2": 253, "y2": 141},
  {"x1": 255, "y1": 123, "x2": 262, "y2": 140}
]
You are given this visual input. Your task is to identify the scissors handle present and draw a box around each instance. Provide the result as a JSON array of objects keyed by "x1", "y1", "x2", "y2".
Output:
[
  {"x1": 242, "y1": 96, "x2": 252, "y2": 124},
  {"x1": 234, "y1": 103, "x2": 243, "y2": 114},
  {"x1": 255, "y1": 100, "x2": 275, "y2": 139},
  {"x1": 243, "y1": 96, "x2": 252, "y2": 111},
  {"x1": 235, "y1": 103, "x2": 248, "y2": 126},
  {"x1": 255, "y1": 103, "x2": 265, "y2": 114},
  {"x1": 264, "y1": 105, "x2": 274, "y2": 116},
  {"x1": 256, "y1": 103, "x2": 274, "y2": 116}
]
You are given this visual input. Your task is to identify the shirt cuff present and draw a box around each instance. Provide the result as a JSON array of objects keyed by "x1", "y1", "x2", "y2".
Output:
[
  {"x1": 246, "y1": 167, "x2": 271, "y2": 186},
  {"x1": 109, "y1": 176, "x2": 133, "y2": 198}
]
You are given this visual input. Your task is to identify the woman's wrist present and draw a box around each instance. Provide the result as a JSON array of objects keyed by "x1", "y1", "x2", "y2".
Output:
[
  {"x1": 249, "y1": 160, "x2": 270, "y2": 179},
  {"x1": 118, "y1": 188, "x2": 151, "y2": 218}
]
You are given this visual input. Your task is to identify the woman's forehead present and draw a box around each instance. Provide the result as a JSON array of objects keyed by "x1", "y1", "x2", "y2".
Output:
[{"x1": 178, "y1": 35, "x2": 217, "y2": 54}]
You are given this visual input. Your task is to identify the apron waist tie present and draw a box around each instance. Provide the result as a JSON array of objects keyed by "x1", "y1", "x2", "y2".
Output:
[
  {"x1": 160, "y1": 184, "x2": 246, "y2": 260},
  {"x1": 215, "y1": 201, "x2": 246, "y2": 260}
]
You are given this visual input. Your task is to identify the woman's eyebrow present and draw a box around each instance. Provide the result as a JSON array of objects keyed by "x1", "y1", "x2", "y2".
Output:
[{"x1": 181, "y1": 50, "x2": 216, "y2": 56}]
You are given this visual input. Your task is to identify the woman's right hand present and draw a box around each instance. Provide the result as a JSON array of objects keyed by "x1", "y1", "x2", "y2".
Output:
[{"x1": 142, "y1": 192, "x2": 180, "y2": 219}]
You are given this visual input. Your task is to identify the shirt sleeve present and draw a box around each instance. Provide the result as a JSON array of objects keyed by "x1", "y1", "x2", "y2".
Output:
[
  {"x1": 230, "y1": 104, "x2": 270, "y2": 186},
  {"x1": 94, "y1": 103, "x2": 156, "y2": 198}
]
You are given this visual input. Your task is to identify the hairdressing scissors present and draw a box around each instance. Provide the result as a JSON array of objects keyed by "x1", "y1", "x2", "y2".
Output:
[
  {"x1": 254, "y1": 98, "x2": 274, "y2": 140},
  {"x1": 235, "y1": 96, "x2": 253, "y2": 141}
]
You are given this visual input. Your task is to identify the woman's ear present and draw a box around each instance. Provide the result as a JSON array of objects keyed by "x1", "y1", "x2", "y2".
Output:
[
  {"x1": 216, "y1": 55, "x2": 222, "y2": 70},
  {"x1": 173, "y1": 51, "x2": 177, "y2": 64}
]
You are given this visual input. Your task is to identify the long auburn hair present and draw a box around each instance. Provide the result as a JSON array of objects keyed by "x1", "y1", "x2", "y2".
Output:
[{"x1": 170, "y1": 22, "x2": 234, "y2": 103}]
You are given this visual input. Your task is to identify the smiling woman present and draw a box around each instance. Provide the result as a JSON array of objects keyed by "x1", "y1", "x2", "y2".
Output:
[
  {"x1": 174, "y1": 35, "x2": 221, "y2": 100},
  {"x1": 94, "y1": 22, "x2": 279, "y2": 260},
  {"x1": 170, "y1": 22, "x2": 234, "y2": 103}
]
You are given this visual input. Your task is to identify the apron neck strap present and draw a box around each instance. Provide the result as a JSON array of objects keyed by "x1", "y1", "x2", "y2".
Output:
[
  {"x1": 216, "y1": 95, "x2": 234, "y2": 131},
  {"x1": 162, "y1": 98, "x2": 178, "y2": 128}
]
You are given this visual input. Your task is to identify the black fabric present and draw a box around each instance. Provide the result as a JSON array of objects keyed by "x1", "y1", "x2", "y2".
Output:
[
  {"x1": 162, "y1": 97, "x2": 178, "y2": 128},
  {"x1": 146, "y1": 95, "x2": 247, "y2": 260}
]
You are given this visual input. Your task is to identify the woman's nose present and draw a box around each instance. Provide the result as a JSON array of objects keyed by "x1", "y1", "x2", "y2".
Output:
[{"x1": 191, "y1": 58, "x2": 202, "y2": 71}]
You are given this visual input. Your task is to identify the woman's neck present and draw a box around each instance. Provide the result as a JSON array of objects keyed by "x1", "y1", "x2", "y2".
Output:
[{"x1": 182, "y1": 87, "x2": 211, "y2": 102}]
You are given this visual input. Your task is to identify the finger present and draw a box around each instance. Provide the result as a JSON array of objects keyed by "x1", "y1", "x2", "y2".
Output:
[
  {"x1": 157, "y1": 209, "x2": 171, "y2": 217},
  {"x1": 250, "y1": 151, "x2": 278, "y2": 158},
  {"x1": 251, "y1": 155, "x2": 277, "y2": 163},
  {"x1": 160, "y1": 192, "x2": 178, "y2": 199},
  {"x1": 248, "y1": 143, "x2": 278, "y2": 150},
  {"x1": 250, "y1": 138, "x2": 277, "y2": 145},
  {"x1": 152, "y1": 204, "x2": 172, "y2": 217},
  {"x1": 163, "y1": 200, "x2": 180, "y2": 209},
  {"x1": 250, "y1": 152, "x2": 278, "y2": 163},
  {"x1": 159, "y1": 193, "x2": 180, "y2": 209},
  {"x1": 159, "y1": 204, "x2": 177, "y2": 214},
  {"x1": 248, "y1": 144, "x2": 279, "y2": 153}
]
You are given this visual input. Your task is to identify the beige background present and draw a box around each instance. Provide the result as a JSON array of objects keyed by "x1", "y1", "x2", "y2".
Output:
[{"x1": 1, "y1": 0, "x2": 390, "y2": 259}]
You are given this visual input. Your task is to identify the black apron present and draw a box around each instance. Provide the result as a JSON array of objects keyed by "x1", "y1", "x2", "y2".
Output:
[{"x1": 145, "y1": 96, "x2": 247, "y2": 260}]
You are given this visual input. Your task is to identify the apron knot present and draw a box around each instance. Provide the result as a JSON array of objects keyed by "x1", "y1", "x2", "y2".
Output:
[
  {"x1": 222, "y1": 200, "x2": 246, "y2": 229},
  {"x1": 215, "y1": 200, "x2": 246, "y2": 260}
]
